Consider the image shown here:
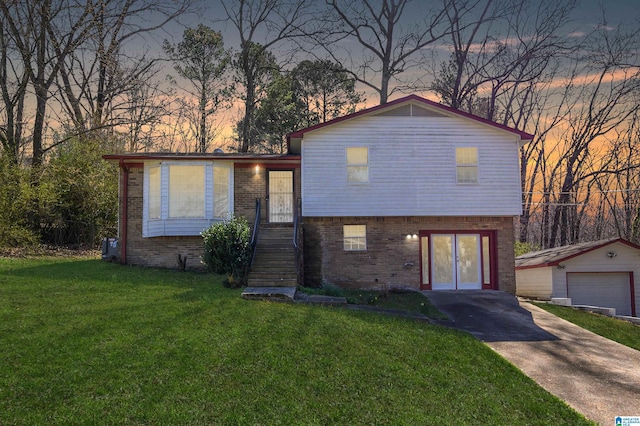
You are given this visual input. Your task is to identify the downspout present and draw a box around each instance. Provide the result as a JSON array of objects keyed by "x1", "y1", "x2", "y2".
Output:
[{"x1": 119, "y1": 159, "x2": 129, "y2": 265}]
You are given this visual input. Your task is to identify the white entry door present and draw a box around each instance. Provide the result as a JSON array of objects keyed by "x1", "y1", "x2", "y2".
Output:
[
  {"x1": 268, "y1": 171, "x2": 293, "y2": 223},
  {"x1": 431, "y1": 234, "x2": 482, "y2": 290}
]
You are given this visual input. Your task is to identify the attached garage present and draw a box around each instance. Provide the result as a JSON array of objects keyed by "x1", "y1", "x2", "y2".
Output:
[{"x1": 515, "y1": 238, "x2": 640, "y2": 317}]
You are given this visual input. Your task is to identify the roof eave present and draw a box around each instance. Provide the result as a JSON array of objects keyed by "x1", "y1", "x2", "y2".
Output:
[
  {"x1": 102, "y1": 153, "x2": 301, "y2": 163},
  {"x1": 515, "y1": 238, "x2": 639, "y2": 269}
]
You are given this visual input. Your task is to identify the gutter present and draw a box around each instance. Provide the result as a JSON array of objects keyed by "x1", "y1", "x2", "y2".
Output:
[{"x1": 119, "y1": 159, "x2": 129, "y2": 265}]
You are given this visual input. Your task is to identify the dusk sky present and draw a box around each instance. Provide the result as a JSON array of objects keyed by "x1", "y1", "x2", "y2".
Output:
[{"x1": 147, "y1": 0, "x2": 640, "y2": 141}]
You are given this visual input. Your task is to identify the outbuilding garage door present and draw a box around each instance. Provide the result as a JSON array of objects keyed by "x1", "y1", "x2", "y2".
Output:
[{"x1": 567, "y1": 272, "x2": 632, "y2": 316}]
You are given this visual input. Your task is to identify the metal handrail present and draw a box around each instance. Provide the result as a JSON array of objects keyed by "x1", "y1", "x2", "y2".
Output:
[
  {"x1": 293, "y1": 198, "x2": 302, "y2": 285},
  {"x1": 293, "y1": 200, "x2": 299, "y2": 250},
  {"x1": 249, "y1": 198, "x2": 261, "y2": 269}
]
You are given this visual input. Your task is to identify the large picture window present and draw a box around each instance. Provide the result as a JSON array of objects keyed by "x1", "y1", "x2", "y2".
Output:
[
  {"x1": 144, "y1": 162, "x2": 233, "y2": 237},
  {"x1": 169, "y1": 165, "x2": 205, "y2": 218},
  {"x1": 456, "y1": 147, "x2": 478, "y2": 184},
  {"x1": 346, "y1": 147, "x2": 368, "y2": 183}
]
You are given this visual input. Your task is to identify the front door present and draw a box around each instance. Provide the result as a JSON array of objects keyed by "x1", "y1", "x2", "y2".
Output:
[
  {"x1": 429, "y1": 234, "x2": 482, "y2": 290},
  {"x1": 268, "y1": 170, "x2": 293, "y2": 223}
]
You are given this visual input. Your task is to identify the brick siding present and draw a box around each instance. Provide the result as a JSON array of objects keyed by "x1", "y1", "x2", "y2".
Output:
[
  {"x1": 118, "y1": 162, "x2": 301, "y2": 271},
  {"x1": 303, "y1": 216, "x2": 516, "y2": 293},
  {"x1": 117, "y1": 165, "x2": 515, "y2": 289}
]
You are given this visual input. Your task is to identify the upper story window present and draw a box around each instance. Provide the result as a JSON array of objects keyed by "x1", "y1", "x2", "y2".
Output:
[
  {"x1": 456, "y1": 147, "x2": 478, "y2": 184},
  {"x1": 344, "y1": 224, "x2": 367, "y2": 251},
  {"x1": 346, "y1": 147, "x2": 368, "y2": 183}
]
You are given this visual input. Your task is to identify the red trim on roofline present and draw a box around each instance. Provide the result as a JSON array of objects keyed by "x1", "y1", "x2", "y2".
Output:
[
  {"x1": 103, "y1": 153, "x2": 300, "y2": 162},
  {"x1": 287, "y1": 94, "x2": 534, "y2": 142},
  {"x1": 515, "y1": 238, "x2": 640, "y2": 269}
]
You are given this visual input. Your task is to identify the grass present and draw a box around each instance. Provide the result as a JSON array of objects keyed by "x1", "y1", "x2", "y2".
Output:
[
  {"x1": 298, "y1": 284, "x2": 447, "y2": 319},
  {"x1": 533, "y1": 302, "x2": 640, "y2": 351},
  {"x1": 0, "y1": 257, "x2": 593, "y2": 425}
]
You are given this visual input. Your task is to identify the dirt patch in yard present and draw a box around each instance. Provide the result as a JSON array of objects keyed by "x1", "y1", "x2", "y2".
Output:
[{"x1": 0, "y1": 245, "x2": 100, "y2": 259}]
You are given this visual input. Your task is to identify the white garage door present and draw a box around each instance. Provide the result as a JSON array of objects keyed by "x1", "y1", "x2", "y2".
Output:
[{"x1": 567, "y1": 272, "x2": 632, "y2": 316}]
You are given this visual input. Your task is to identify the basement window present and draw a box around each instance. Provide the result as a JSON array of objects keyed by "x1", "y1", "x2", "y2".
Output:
[{"x1": 344, "y1": 225, "x2": 367, "y2": 251}]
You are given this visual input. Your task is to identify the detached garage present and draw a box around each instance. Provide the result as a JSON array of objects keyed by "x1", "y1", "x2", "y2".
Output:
[{"x1": 515, "y1": 238, "x2": 640, "y2": 317}]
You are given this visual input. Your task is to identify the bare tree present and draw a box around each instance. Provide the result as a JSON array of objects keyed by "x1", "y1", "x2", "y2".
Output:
[
  {"x1": 0, "y1": 13, "x2": 28, "y2": 164},
  {"x1": 319, "y1": 0, "x2": 455, "y2": 105},
  {"x1": 545, "y1": 21, "x2": 640, "y2": 247},
  {"x1": 578, "y1": 111, "x2": 640, "y2": 243},
  {"x1": 119, "y1": 73, "x2": 170, "y2": 153},
  {"x1": 432, "y1": 0, "x2": 578, "y2": 121},
  {"x1": 56, "y1": 0, "x2": 194, "y2": 141},
  {"x1": 0, "y1": 0, "x2": 93, "y2": 167},
  {"x1": 220, "y1": 0, "x2": 319, "y2": 152}
]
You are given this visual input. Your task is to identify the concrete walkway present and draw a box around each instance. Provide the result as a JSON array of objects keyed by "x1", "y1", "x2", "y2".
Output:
[{"x1": 425, "y1": 291, "x2": 640, "y2": 425}]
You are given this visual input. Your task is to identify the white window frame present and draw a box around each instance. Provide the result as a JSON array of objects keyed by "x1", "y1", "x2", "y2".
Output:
[
  {"x1": 456, "y1": 147, "x2": 478, "y2": 184},
  {"x1": 214, "y1": 164, "x2": 231, "y2": 219},
  {"x1": 143, "y1": 161, "x2": 234, "y2": 237},
  {"x1": 346, "y1": 147, "x2": 369, "y2": 183},
  {"x1": 344, "y1": 225, "x2": 367, "y2": 251},
  {"x1": 148, "y1": 165, "x2": 161, "y2": 220}
]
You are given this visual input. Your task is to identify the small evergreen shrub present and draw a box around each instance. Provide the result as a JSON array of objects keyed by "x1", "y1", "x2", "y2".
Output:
[
  {"x1": 514, "y1": 241, "x2": 540, "y2": 257},
  {"x1": 201, "y1": 216, "x2": 252, "y2": 288}
]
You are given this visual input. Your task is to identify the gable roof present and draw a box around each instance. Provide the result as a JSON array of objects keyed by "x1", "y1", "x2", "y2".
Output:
[
  {"x1": 515, "y1": 238, "x2": 640, "y2": 269},
  {"x1": 287, "y1": 94, "x2": 534, "y2": 153}
]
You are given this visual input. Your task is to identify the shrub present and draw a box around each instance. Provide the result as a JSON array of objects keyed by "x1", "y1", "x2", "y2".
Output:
[
  {"x1": 0, "y1": 156, "x2": 39, "y2": 248},
  {"x1": 39, "y1": 138, "x2": 118, "y2": 247},
  {"x1": 514, "y1": 241, "x2": 540, "y2": 257},
  {"x1": 201, "y1": 216, "x2": 252, "y2": 288}
]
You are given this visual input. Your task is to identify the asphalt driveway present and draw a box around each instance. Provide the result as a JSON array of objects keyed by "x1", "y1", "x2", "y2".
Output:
[{"x1": 424, "y1": 290, "x2": 640, "y2": 425}]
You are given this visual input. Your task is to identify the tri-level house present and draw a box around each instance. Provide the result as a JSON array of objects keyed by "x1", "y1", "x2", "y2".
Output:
[{"x1": 104, "y1": 95, "x2": 533, "y2": 293}]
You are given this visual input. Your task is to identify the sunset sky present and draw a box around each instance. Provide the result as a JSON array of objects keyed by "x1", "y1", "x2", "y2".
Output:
[{"x1": 150, "y1": 0, "x2": 639, "y2": 145}]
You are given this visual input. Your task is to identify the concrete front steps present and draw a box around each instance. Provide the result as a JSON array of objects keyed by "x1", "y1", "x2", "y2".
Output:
[
  {"x1": 241, "y1": 286, "x2": 297, "y2": 301},
  {"x1": 246, "y1": 225, "x2": 298, "y2": 289}
]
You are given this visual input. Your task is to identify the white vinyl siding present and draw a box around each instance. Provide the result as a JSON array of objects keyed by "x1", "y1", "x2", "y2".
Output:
[
  {"x1": 301, "y1": 114, "x2": 523, "y2": 217},
  {"x1": 143, "y1": 161, "x2": 234, "y2": 237},
  {"x1": 515, "y1": 267, "x2": 554, "y2": 299},
  {"x1": 346, "y1": 147, "x2": 368, "y2": 183},
  {"x1": 456, "y1": 147, "x2": 478, "y2": 184},
  {"x1": 169, "y1": 165, "x2": 205, "y2": 218},
  {"x1": 344, "y1": 225, "x2": 366, "y2": 251}
]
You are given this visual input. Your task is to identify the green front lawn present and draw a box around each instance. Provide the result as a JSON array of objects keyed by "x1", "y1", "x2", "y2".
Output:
[
  {"x1": 533, "y1": 302, "x2": 640, "y2": 351},
  {"x1": 298, "y1": 285, "x2": 447, "y2": 319},
  {"x1": 0, "y1": 257, "x2": 592, "y2": 425}
]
